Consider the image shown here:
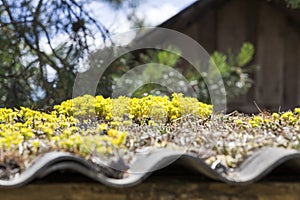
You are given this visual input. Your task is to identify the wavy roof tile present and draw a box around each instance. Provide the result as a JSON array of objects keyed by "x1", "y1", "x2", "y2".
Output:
[{"x1": 0, "y1": 147, "x2": 299, "y2": 188}]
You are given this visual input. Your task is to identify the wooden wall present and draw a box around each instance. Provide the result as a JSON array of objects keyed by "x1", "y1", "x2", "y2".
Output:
[
  {"x1": 163, "y1": 0, "x2": 300, "y2": 113},
  {"x1": 2, "y1": 180, "x2": 300, "y2": 200}
]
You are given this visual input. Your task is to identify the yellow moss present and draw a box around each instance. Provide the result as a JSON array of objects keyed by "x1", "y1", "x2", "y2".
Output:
[
  {"x1": 0, "y1": 93, "x2": 212, "y2": 158},
  {"x1": 281, "y1": 111, "x2": 293, "y2": 120},
  {"x1": 272, "y1": 113, "x2": 280, "y2": 120},
  {"x1": 97, "y1": 123, "x2": 107, "y2": 132},
  {"x1": 294, "y1": 108, "x2": 300, "y2": 115}
]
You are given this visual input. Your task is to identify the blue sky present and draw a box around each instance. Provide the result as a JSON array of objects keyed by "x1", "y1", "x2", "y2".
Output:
[
  {"x1": 42, "y1": 0, "x2": 197, "y2": 52},
  {"x1": 41, "y1": 0, "x2": 197, "y2": 83},
  {"x1": 82, "y1": 0, "x2": 197, "y2": 47},
  {"x1": 87, "y1": 0, "x2": 197, "y2": 33}
]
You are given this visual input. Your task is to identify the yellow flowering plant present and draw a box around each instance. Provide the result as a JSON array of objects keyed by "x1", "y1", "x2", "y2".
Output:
[{"x1": 1, "y1": 93, "x2": 300, "y2": 179}]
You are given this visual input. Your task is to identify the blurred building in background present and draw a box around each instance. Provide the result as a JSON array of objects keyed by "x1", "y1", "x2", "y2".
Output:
[{"x1": 157, "y1": 0, "x2": 300, "y2": 113}]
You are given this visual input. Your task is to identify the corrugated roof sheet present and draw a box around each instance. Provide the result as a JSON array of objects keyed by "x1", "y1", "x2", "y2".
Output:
[{"x1": 0, "y1": 147, "x2": 299, "y2": 188}]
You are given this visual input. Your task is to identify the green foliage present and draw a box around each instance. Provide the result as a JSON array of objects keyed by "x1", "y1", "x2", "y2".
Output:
[
  {"x1": 0, "y1": 0, "x2": 147, "y2": 109},
  {"x1": 139, "y1": 47, "x2": 181, "y2": 67},
  {"x1": 87, "y1": 46, "x2": 183, "y2": 98},
  {"x1": 237, "y1": 43, "x2": 255, "y2": 67},
  {"x1": 0, "y1": 0, "x2": 110, "y2": 108},
  {"x1": 103, "y1": 43, "x2": 254, "y2": 104},
  {"x1": 285, "y1": 0, "x2": 300, "y2": 8},
  {"x1": 197, "y1": 42, "x2": 254, "y2": 103},
  {"x1": 132, "y1": 47, "x2": 181, "y2": 97},
  {"x1": 0, "y1": 26, "x2": 38, "y2": 106},
  {"x1": 210, "y1": 52, "x2": 229, "y2": 75},
  {"x1": 0, "y1": 0, "x2": 256, "y2": 108}
]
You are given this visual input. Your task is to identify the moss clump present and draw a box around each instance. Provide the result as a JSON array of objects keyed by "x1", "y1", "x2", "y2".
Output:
[
  {"x1": 0, "y1": 104, "x2": 127, "y2": 179},
  {"x1": 0, "y1": 93, "x2": 212, "y2": 178},
  {"x1": 53, "y1": 93, "x2": 213, "y2": 124},
  {"x1": 1, "y1": 93, "x2": 300, "y2": 179}
]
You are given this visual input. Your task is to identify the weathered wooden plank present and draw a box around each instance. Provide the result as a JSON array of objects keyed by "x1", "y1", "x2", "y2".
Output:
[
  {"x1": 216, "y1": 0, "x2": 247, "y2": 105},
  {"x1": 217, "y1": 0, "x2": 247, "y2": 53},
  {"x1": 245, "y1": 0, "x2": 259, "y2": 45},
  {"x1": 160, "y1": 0, "x2": 227, "y2": 32},
  {"x1": 0, "y1": 181, "x2": 300, "y2": 200},
  {"x1": 223, "y1": 0, "x2": 260, "y2": 112},
  {"x1": 243, "y1": 0, "x2": 259, "y2": 110},
  {"x1": 184, "y1": 9, "x2": 216, "y2": 53},
  {"x1": 297, "y1": 52, "x2": 300, "y2": 107},
  {"x1": 158, "y1": 0, "x2": 300, "y2": 112},
  {"x1": 255, "y1": 1, "x2": 285, "y2": 107},
  {"x1": 196, "y1": 10, "x2": 216, "y2": 53},
  {"x1": 184, "y1": 23, "x2": 199, "y2": 43},
  {"x1": 283, "y1": 25, "x2": 300, "y2": 110}
]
